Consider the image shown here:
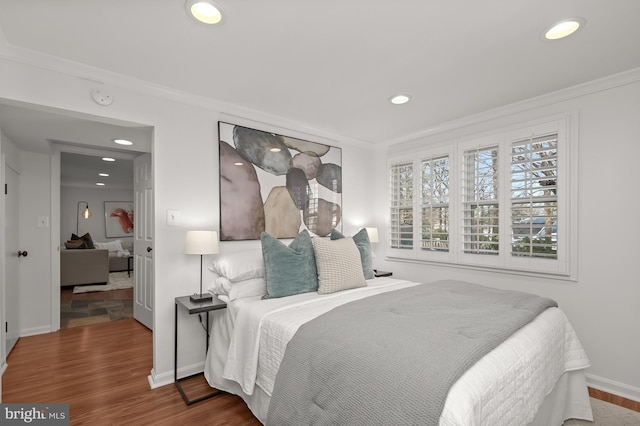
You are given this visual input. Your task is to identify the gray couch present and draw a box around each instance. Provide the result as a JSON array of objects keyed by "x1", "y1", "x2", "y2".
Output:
[
  {"x1": 108, "y1": 240, "x2": 134, "y2": 272},
  {"x1": 60, "y1": 249, "x2": 109, "y2": 286},
  {"x1": 109, "y1": 252, "x2": 132, "y2": 272}
]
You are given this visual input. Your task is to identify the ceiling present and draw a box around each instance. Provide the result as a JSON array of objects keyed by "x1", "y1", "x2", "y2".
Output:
[
  {"x1": 0, "y1": 1, "x2": 639, "y2": 146},
  {"x1": 61, "y1": 152, "x2": 133, "y2": 191},
  {"x1": 0, "y1": 102, "x2": 150, "y2": 189}
]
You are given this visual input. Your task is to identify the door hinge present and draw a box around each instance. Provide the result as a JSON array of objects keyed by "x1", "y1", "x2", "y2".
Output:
[
  {"x1": 5, "y1": 322, "x2": 7, "y2": 333},
  {"x1": 4, "y1": 183, "x2": 6, "y2": 195}
]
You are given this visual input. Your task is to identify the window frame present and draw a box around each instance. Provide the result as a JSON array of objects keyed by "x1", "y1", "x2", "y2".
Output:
[{"x1": 386, "y1": 114, "x2": 577, "y2": 280}]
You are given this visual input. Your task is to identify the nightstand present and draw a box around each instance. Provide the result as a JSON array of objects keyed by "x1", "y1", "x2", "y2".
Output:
[
  {"x1": 174, "y1": 295, "x2": 227, "y2": 405},
  {"x1": 373, "y1": 269, "x2": 393, "y2": 277}
]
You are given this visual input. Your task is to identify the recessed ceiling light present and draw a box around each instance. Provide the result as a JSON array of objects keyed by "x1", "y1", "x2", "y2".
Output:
[
  {"x1": 113, "y1": 139, "x2": 133, "y2": 146},
  {"x1": 234, "y1": 162, "x2": 244, "y2": 166},
  {"x1": 96, "y1": 182, "x2": 105, "y2": 186},
  {"x1": 270, "y1": 148, "x2": 282, "y2": 153},
  {"x1": 390, "y1": 94, "x2": 411, "y2": 105},
  {"x1": 544, "y1": 18, "x2": 585, "y2": 40},
  {"x1": 186, "y1": 0, "x2": 223, "y2": 25},
  {"x1": 102, "y1": 157, "x2": 115, "y2": 162},
  {"x1": 99, "y1": 173, "x2": 109, "y2": 177}
]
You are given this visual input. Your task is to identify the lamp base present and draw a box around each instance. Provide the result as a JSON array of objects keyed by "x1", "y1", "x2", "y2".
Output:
[{"x1": 190, "y1": 293, "x2": 213, "y2": 303}]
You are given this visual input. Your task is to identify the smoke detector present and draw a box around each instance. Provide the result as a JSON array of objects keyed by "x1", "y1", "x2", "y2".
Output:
[{"x1": 91, "y1": 88, "x2": 113, "y2": 106}]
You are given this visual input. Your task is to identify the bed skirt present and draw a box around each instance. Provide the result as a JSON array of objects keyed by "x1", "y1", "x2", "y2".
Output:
[{"x1": 529, "y1": 369, "x2": 593, "y2": 425}]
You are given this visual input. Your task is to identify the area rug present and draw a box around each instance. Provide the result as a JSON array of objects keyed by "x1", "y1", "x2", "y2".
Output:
[{"x1": 73, "y1": 271, "x2": 134, "y2": 293}]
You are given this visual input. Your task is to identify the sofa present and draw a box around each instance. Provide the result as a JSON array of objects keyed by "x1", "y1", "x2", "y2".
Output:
[
  {"x1": 60, "y1": 235, "x2": 134, "y2": 286},
  {"x1": 109, "y1": 251, "x2": 132, "y2": 272},
  {"x1": 104, "y1": 240, "x2": 134, "y2": 273},
  {"x1": 60, "y1": 249, "x2": 109, "y2": 286}
]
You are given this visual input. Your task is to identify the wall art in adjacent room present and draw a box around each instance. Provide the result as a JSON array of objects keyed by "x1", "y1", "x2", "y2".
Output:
[{"x1": 104, "y1": 201, "x2": 134, "y2": 238}]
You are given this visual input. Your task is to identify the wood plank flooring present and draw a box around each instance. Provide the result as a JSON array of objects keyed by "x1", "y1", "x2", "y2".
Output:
[
  {"x1": 2, "y1": 319, "x2": 261, "y2": 426},
  {"x1": 4, "y1": 317, "x2": 639, "y2": 425}
]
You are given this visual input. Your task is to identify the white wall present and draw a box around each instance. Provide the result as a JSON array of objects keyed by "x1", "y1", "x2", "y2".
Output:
[
  {"x1": 60, "y1": 186, "x2": 134, "y2": 244},
  {"x1": 372, "y1": 72, "x2": 640, "y2": 401},
  {"x1": 0, "y1": 55, "x2": 376, "y2": 387}
]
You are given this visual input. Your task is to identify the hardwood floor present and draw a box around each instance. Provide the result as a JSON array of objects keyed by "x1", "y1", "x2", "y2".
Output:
[
  {"x1": 2, "y1": 319, "x2": 261, "y2": 426},
  {"x1": 5, "y1": 317, "x2": 638, "y2": 425}
]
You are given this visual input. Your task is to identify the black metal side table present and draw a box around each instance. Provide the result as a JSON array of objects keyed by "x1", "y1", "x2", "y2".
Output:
[
  {"x1": 174, "y1": 295, "x2": 227, "y2": 405},
  {"x1": 127, "y1": 255, "x2": 134, "y2": 277}
]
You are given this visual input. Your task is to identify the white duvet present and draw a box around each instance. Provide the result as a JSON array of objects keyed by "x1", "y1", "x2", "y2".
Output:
[{"x1": 207, "y1": 278, "x2": 591, "y2": 425}]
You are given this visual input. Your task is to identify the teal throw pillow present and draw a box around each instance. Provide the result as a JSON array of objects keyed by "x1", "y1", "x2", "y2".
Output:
[
  {"x1": 261, "y1": 230, "x2": 318, "y2": 299},
  {"x1": 330, "y1": 228, "x2": 374, "y2": 279}
]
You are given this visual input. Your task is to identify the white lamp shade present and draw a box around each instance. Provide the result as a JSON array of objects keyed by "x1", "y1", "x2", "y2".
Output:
[
  {"x1": 365, "y1": 227, "x2": 379, "y2": 243},
  {"x1": 184, "y1": 230, "x2": 219, "y2": 255}
]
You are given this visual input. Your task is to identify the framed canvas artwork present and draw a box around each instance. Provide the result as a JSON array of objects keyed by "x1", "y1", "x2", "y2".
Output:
[
  {"x1": 104, "y1": 201, "x2": 134, "y2": 238},
  {"x1": 218, "y1": 122, "x2": 342, "y2": 241}
]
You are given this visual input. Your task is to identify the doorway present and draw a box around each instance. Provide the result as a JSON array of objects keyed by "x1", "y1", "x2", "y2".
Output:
[
  {"x1": 0, "y1": 101, "x2": 154, "y2": 336},
  {"x1": 59, "y1": 151, "x2": 136, "y2": 329}
]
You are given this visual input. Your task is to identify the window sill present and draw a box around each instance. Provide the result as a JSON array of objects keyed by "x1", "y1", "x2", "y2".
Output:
[{"x1": 384, "y1": 256, "x2": 577, "y2": 282}]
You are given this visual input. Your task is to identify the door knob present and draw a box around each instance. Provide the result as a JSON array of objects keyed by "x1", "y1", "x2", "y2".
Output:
[
  {"x1": 147, "y1": 247, "x2": 153, "y2": 252},
  {"x1": 18, "y1": 250, "x2": 28, "y2": 257}
]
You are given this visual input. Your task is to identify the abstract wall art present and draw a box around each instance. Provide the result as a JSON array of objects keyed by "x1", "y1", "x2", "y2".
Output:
[
  {"x1": 218, "y1": 122, "x2": 342, "y2": 241},
  {"x1": 104, "y1": 201, "x2": 134, "y2": 238}
]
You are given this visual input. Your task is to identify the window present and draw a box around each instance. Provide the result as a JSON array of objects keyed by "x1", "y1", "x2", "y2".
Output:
[
  {"x1": 463, "y1": 146, "x2": 499, "y2": 255},
  {"x1": 387, "y1": 116, "x2": 576, "y2": 278},
  {"x1": 389, "y1": 162, "x2": 413, "y2": 249},
  {"x1": 510, "y1": 134, "x2": 558, "y2": 259},
  {"x1": 420, "y1": 155, "x2": 449, "y2": 252}
]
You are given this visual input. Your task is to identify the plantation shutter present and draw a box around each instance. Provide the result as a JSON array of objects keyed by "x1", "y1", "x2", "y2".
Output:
[
  {"x1": 389, "y1": 162, "x2": 414, "y2": 249},
  {"x1": 462, "y1": 146, "x2": 499, "y2": 255},
  {"x1": 510, "y1": 133, "x2": 558, "y2": 259},
  {"x1": 420, "y1": 155, "x2": 449, "y2": 252}
]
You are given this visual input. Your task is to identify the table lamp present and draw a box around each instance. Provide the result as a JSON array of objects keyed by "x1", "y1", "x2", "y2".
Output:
[{"x1": 184, "y1": 230, "x2": 219, "y2": 302}]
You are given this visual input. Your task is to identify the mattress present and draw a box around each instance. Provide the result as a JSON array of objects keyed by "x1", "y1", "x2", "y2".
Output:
[{"x1": 204, "y1": 277, "x2": 593, "y2": 425}]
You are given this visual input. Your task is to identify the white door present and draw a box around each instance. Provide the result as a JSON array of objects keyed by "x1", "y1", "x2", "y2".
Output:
[
  {"x1": 133, "y1": 153, "x2": 153, "y2": 329},
  {"x1": 4, "y1": 165, "x2": 20, "y2": 354}
]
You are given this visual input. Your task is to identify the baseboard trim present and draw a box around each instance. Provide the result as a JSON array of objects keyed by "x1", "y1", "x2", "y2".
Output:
[
  {"x1": 20, "y1": 326, "x2": 52, "y2": 337},
  {"x1": 586, "y1": 373, "x2": 640, "y2": 413},
  {"x1": 147, "y1": 361, "x2": 205, "y2": 390}
]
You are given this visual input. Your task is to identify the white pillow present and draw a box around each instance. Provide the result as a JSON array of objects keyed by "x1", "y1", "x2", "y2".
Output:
[
  {"x1": 208, "y1": 250, "x2": 265, "y2": 281},
  {"x1": 208, "y1": 272, "x2": 232, "y2": 295},
  {"x1": 228, "y1": 278, "x2": 266, "y2": 300},
  {"x1": 94, "y1": 240, "x2": 123, "y2": 252},
  {"x1": 312, "y1": 237, "x2": 367, "y2": 294},
  {"x1": 207, "y1": 273, "x2": 266, "y2": 300}
]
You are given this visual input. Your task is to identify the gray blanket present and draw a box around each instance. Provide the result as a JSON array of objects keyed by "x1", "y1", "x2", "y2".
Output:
[{"x1": 266, "y1": 280, "x2": 557, "y2": 426}]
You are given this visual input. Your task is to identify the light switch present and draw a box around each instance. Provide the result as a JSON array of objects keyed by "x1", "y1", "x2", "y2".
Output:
[{"x1": 167, "y1": 209, "x2": 180, "y2": 226}]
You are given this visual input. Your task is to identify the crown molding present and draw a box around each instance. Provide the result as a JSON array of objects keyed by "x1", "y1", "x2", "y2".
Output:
[
  {"x1": 384, "y1": 66, "x2": 640, "y2": 147},
  {"x1": 0, "y1": 43, "x2": 372, "y2": 148},
  {"x1": 3, "y1": 40, "x2": 638, "y2": 150}
]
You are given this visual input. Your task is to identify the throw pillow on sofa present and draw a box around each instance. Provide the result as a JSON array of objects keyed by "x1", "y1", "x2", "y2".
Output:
[
  {"x1": 71, "y1": 233, "x2": 95, "y2": 249},
  {"x1": 64, "y1": 240, "x2": 86, "y2": 249}
]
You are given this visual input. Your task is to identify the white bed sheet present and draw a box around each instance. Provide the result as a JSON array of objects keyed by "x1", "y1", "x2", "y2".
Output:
[{"x1": 205, "y1": 278, "x2": 592, "y2": 425}]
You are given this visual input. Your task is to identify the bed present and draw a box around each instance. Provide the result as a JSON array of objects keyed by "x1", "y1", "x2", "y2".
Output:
[{"x1": 202, "y1": 230, "x2": 593, "y2": 425}]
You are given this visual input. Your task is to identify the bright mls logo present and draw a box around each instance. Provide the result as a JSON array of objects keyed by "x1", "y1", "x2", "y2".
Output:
[{"x1": 1, "y1": 404, "x2": 69, "y2": 425}]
